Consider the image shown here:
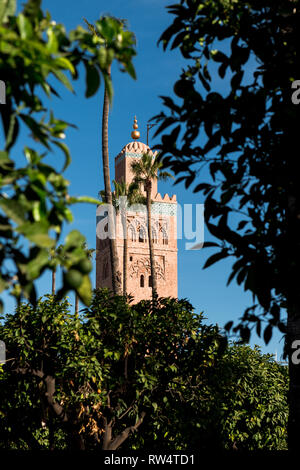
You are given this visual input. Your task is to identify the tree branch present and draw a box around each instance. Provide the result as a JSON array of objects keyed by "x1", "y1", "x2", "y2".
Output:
[
  {"x1": 106, "y1": 411, "x2": 146, "y2": 450},
  {"x1": 14, "y1": 367, "x2": 68, "y2": 422}
]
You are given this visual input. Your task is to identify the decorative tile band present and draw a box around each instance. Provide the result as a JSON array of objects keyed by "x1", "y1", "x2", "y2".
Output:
[
  {"x1": 96, "y1": 202, "x2": 177, "y2": 220},
  {"x1": 127, "y1": 201, "x2": 177, "y2": 217},
  {"x1": 116, "y1": 152, "x2": 152, "y2": 163}
]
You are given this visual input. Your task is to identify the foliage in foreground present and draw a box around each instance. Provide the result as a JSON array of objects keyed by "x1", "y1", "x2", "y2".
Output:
[
  {"x1": 155, "y1": 0, "x2": 298, "y2": 343},
  {"x1": 0, "y1": 290, "x2": 288, "y2": 450},
  {"x1": 0, "y1": 0, "x2": 136, "y2": 309},
  {"x1": 155, "y1": 0, "x2": 298, "y2": 449}
]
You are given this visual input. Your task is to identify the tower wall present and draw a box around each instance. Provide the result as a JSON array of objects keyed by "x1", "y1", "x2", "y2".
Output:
[
  {"x1": 96, "y1": 137, "x2": 178, "y2": 302},
  {"x1": 115, "y1": 146, "x2": 158, "y2": 199}
]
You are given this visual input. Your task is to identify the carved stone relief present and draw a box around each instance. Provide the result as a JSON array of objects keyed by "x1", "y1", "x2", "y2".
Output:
[{"x1": 129, "y1": 256, "x2": 165, "y2": 280}]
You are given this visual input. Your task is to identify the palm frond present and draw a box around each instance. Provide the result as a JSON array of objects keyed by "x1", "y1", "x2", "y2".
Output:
[{"x1": 131, "y1": 152, "x2": 173, "y2": 184}]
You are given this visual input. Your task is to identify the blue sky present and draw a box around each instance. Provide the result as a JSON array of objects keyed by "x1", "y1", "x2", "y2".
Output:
[{"x1": 3, "y1": 0, "x2": 285, "y2": 359}]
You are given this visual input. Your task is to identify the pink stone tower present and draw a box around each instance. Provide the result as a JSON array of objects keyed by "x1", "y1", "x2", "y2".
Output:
[{"x1": 96, "y1": 117, "x2": 178, "y2": 302}]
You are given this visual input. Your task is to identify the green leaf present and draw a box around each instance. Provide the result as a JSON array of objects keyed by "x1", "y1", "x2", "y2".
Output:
[
  {"x1": 55, "y1": 57, "x2": 75, "y2": 75},
  {"x1": 125, "y1": 61, "x2": 136, "y2": 80},
  {"x1": 20, "y1": 114, "x2": 50, "y2": 148},
  {"x1": 203, "y1": 241, "x2": 220, "y2": 248},
  {"x1": 26, "y1": 248, "x2": 49, "y2": 280},
  {"x1": 211, "y1": 50, "x2": 228, "y2": 63},
  {"x1": 65, "y1": 230, "x2": 85, "y2": 249},
  {"x1": 52, "y1": 69, "x2": 74, "y2": 93},
  {"x1": 225, "y1": 321, "x2": 234, "y2": 332},
  {"x1": 203, "y1": 250, "x2": 228, "y2": 269},
  {"x1": 84, "y1": 61, "x2": 101, "y2": 98},
  {"x1": 68, "y1": 196, "x2": 100, "y2": 205},
  {"x1": 52, "y1": 140, "x2": 71, "y2": 171},
  {"x1": 17, "y1": 221, "x2": 55, "y2": 248},
  {"x1": 16, "y1": 13, "x2": 33, "y2": 39},
  {"x1": 263, "y1": 324, "x2": 273, "y2": 345},
  {"x1": 152, "y1": 402, "x2": 158, "y2": 412},
  {"x1": 46, "y1": 28, "x2": 59, "y2": 54},
  {"x1": 77, "y1": 274, "x2": 92, "y2": 306},
  {"x1": 0, "y1": 0, "x2": 16, "y2": 24},
  {"x1": 24, "y1": 147, "x2": 40, "y2": 165},
  {"x1": 62, "y1": 206, "x2": 73, "y2": 223},
  {"x1": 0, "y1": 151, "x2": 12, "y2": 168},
  {"x1": 0, "y1": 199, "x2": 26, "y2": 224}
]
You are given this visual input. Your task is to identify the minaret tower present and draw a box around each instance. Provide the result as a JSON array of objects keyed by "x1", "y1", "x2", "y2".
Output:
[{"x1": 96, "y1": 117, "x2": 178, "y2": 302}]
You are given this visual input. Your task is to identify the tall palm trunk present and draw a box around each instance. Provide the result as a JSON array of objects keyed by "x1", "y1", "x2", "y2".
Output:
[
  {"x1": 75, "y1": 294, "x2": 79, "y2": 315},
  {"x1": 52, "y1": 269, "x2": 56, "y2": 296},
  {"x1": 146, "y1": 180, "x2": 157, "y2": 297},
  {"x1": 102, "y1": 65, "x2": 121, "y2": 295},
  {"x1": 121, "y1": 208, "x2": 128, "y2": 295}
]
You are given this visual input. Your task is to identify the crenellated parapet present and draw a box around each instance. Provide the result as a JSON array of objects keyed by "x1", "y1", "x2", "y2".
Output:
[{"x1": 153, "y1": 193, "x2": 177, "y2": 203}]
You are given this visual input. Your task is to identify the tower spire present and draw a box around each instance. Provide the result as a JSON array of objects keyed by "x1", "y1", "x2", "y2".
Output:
[{"x1": 131, "y1": 115, "x2": 140, "y2": 140}]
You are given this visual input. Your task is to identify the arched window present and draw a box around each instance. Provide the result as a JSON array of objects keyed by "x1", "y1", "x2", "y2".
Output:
[
  {"x1": 140, "y1": 274, "x2": 144, "y2": 287},
  {"x1": 139, "y1": 227, "x2": 146, "y2": 243},
  {"x1": 152, "y1": 228, "x2": 158, "y2": 244},
  {"x1": 129, "y1": 226, "x2": 136, "y2": 242},
  {"x1": 148, "y1": 276, "x2": 152, "y2": 287},
  {"x1": 162, "y1": 228, "x2": 168, "y2": 245}
]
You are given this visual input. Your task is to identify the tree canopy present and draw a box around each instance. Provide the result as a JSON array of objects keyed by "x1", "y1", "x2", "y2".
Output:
[{"x1": 0, "y1": 290, "x2": 288, "y2": 450}]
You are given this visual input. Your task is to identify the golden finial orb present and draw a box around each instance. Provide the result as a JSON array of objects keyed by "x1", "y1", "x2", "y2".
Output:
[{"x1": 131, "y1": 116, "x2": 140, "y2": 140}]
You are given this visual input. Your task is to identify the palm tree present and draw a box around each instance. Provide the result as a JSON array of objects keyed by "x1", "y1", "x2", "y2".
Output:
[
  {"x1": 131, "y1": 153, "x2": 172, "y2": 298},
  {"x1": 83, "y1": 17, "x2": 130, "y2": 296},
  {"x1": 100, "y1": 181, "x2": 143, "y2": 296},
  {"x1": 101, "y1": 65, "x2": 122, "y2": 295},
  {"x1": 113, "y1": 180, "x2": 144, "y2": 295},
  {"x1": 52, "y1": 268, "x2": 56, "y2": 296}
]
